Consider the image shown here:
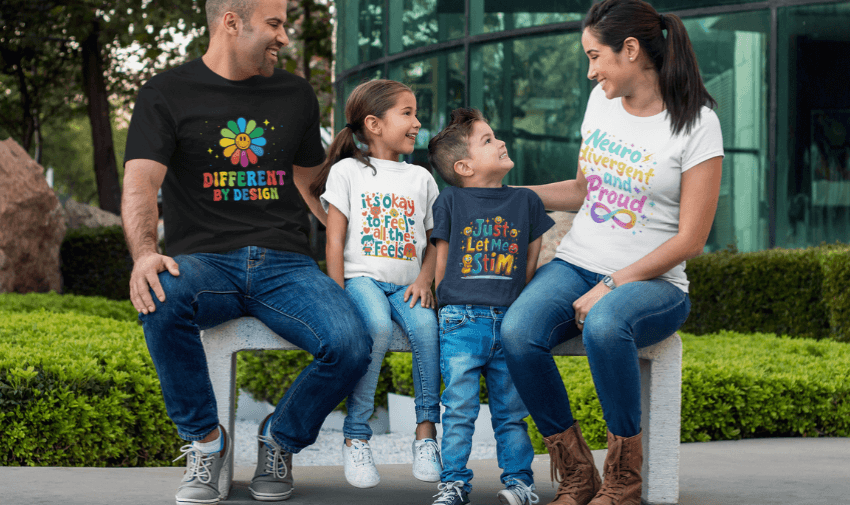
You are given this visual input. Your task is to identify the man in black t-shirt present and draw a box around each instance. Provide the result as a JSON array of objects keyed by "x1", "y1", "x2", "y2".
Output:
[{"x1": 122, "y1": 1, "x2": 369, "y2": 503}]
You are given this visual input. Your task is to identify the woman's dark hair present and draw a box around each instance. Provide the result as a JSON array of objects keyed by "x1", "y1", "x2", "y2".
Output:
[
  {"x1": 310, "y1": 79, "x2": 413, "y2": 199},
  {"x1": 582, "y1": 0, "x2": 716, "y2": 136}
]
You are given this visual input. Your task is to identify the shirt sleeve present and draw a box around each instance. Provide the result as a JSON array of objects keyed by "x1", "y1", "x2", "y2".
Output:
[
  {"x1": 681, "y1": 108, "x2": 725, "y2": 172},
  {"x1": 423, "y1": 173, "x2": 440, "y2": 231},
  {"x1": 124, "y1": 84, "x2": 176, "y2": 167},
  {"x1": 527, "y1": 190, "x2": 556, "y2": 243},
  {"x1": 292, "y1": 88, "x2": 327, "y2": 168},
  {"x1": 430, "y1": 189, "x2": 452, "y2": 245},
  {"x1": 320, "y1": 161, "x2": 351, "y2": 219}
]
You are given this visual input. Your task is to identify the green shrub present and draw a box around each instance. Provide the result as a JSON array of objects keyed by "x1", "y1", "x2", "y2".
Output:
[
  {"x1": 821, "y1": 247, "x2": 850, "y2": 342},
  {"x1": 684, "y1": 248, "x2": 830, "y2": 339},
  {"x1": 0, "y1": 292, "x2": 137, "y2": 322},
  {"x1": 0, "y1": 310, "x2": 181, "y2": 466},
  {"x1": 61, "y1": 225, "x2": 133, "y2": 301}
]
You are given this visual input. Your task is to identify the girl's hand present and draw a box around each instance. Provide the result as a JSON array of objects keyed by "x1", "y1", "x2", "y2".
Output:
[
  {"x1": 573, "y1": 282, "x2": 611, "y2": 329},
  {"x1": 404, "y1": 280, "x2": 434, "y2": 309}
]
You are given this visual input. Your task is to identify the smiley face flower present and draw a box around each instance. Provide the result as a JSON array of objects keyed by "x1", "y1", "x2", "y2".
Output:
[{"x1": 219, "y1": 118, "x2": 267, "y2": 167}]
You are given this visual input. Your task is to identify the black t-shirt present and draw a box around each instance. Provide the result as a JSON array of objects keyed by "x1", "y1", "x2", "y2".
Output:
[
  {"x1": 124, "y1": 58, "x2": 326, "y2": 257},
  {"x1": 430, "y1": 185, "x2": 555, "y2": 308}
]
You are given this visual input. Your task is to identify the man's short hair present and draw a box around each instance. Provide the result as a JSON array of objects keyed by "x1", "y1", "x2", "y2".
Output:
[
  {"x1": 427, "y1": 108, "x2": 485, "y2": 187},
  {"x1": 206, "y1": 0, "x2": 255, "y2": 34}
]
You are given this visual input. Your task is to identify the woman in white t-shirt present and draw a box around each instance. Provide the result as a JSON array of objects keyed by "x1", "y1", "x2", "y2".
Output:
[{"x1": 501, "y1": 1, "x2": 723, "y2": 504}]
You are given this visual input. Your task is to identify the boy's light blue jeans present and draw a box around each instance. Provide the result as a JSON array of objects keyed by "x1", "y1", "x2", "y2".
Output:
[
  {"x1": 343, "y1": 276, "x2": 441, "y2": 441},
  {"x1": 140, "y1": 247, "x2": 371, "y2": 453},
  {"x1": 501, "y1": 259, "x2": 690, "y2": 439},
  {"x1": 438, "y1": 304, "x2": 535, "y2": 494}
]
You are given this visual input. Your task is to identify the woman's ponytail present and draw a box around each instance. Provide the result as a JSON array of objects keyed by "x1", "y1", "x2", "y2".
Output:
[
  {"x1": 583, "y1": 0, "x2": 716, "y2": 136},
  {"x1": 309, "y1": 79, "x2": 414, "y2": 200}
]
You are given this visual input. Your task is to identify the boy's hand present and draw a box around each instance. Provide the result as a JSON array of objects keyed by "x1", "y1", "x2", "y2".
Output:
[{"x1": 404, "y1": 280, "x2": 434, "y2": 309}]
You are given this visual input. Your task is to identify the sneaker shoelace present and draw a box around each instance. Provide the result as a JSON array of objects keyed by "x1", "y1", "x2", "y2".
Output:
[
  {"x1": 416, "y1": 439, "x2": 439, "y2": 463},
  {"x1": 174, "y1": 444, "x2": 214, "y2": 484},
  {"x1": 349, "y1": 439, "x2": 375, "y2": 467},
  {"x1": 258, "y1": 434, "x2": 288, "y2": 479},
  {"x1": 433, "y1": 480, "x2": 465, "y2": 504},
  {"x1": 507, "y1": 481, "x2": 540, "y2": 505}
]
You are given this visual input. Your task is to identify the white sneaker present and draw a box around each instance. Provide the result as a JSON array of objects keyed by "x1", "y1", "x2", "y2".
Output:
[
  {"x1": 412, "y1": 438, "x2": 442, "y2": 482},
  {"x1": 342, "y1": 439, "x2": 380, "y2": 488}
]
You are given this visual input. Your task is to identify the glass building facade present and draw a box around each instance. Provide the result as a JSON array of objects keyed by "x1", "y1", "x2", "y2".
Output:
[{"x1": 335, "y1": 0, "x2": 850, "y2": 252}]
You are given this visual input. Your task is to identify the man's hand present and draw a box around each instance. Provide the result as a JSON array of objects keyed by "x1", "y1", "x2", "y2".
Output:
[
  {"x1": 404, "y1": 279, "x2": 435, "y2": 309},
  {"x1": 130, "y1": 252, "x2": 180, "y2": 314}
]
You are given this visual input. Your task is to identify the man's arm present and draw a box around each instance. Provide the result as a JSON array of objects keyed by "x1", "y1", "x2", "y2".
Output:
[
  {"x1": 122, "y1": 159, "x2": 180, "y2": 314},
  {"x1": 293, "y1": 163, "x2": 328, "y2": 226}
]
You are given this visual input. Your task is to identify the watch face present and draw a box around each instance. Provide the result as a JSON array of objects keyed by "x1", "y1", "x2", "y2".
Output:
[{"x1": 603, "y1": 275, "x2": 615, "y2": 289}]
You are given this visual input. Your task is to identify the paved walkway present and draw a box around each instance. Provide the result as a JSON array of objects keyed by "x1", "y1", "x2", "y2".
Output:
[{"x1": 1, "y1": 438, "x2": 847, "y2": 505}]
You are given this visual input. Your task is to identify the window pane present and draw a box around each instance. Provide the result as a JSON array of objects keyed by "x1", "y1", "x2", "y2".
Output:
[
  {"x1": 388, "y1": 52, "x2": 466, "y2": 178},
  {"x1": 687, "y1": 13, "x2": 770, "y2": 253},
  {"x1": 776, "y1": 2, "x2": 850, "y2": 248},
  {"x1": 469, "y1": 33, "x2": 590, "y2": 186},
  {"x1": 337, "y1": 0, "x2": 385, "y2": 71},
  {"x1": 389, "y1": 0, "x2": 465, "y2": 54},
  {"x1": 470, "y1": 0, "x2": 585, "y2": 36}
]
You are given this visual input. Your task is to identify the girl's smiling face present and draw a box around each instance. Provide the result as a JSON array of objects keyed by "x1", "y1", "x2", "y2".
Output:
[{"x1": 368, "y1": 91, "x2": 421, "y2": 161}]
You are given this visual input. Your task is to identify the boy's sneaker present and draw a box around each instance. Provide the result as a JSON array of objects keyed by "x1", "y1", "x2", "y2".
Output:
[
  {"x1": 412, "y1": 438, "x2": 442, "y2": 482},
  {"x1": 432, "y1": 481, "x2": 470, "y2": 505},
  {"x1": 174, "y1": 425, "x2": 230, "y2": 504},
  {"x1": 497, "y1": 481, "x2": 540, "y2": 505},
  {"x1": 343, "y1": 439, "x2": 381, "y2": 488},
  {"x1": 249, "y1": 417, "x2": 294, "y2": 501}
]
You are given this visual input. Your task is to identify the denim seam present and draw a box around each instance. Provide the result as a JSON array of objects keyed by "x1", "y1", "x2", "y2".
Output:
[{"x1": 624, "y1": 291, "x2": 689, "y2": 342}]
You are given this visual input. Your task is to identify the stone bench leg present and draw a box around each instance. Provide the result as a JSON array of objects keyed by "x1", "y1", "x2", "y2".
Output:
[{"x1": 639, "y1": 334, "x2": 682, "y2": 505}]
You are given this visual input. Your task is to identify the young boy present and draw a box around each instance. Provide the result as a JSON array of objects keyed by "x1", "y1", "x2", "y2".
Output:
[{"x1": 427, "y1": 108, "x2": 555, "y2": 505}]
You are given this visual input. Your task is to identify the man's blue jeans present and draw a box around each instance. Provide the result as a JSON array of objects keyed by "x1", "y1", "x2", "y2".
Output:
[
  {"x1": 342, "y1": 277, "x2": 441, "y2": 441},
  {"x1": 501, "y1": 259, "x2": 690, "y2": 438},
  {"x1": 439, "y1": 305, "x2": 535, "y2": 494},
  {"x1": 139, "y1": 247, "x2": 370, "y2": 453}
]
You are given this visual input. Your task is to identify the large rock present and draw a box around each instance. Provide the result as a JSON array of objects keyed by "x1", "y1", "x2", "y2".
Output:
[
  {"x1": 538, "y1": 211, "x2": 576, "y2": 266},
  {"x1": 63, "y1": 198, "x2": 122, "y2": 230},
  {"x1": 0, "y1": 138, "x2": 66, "y2": 293}
]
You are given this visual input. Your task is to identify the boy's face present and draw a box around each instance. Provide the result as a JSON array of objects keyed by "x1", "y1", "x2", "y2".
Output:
[{"x1": 463, "y1": 120, "x2": 514, "y2": 181}]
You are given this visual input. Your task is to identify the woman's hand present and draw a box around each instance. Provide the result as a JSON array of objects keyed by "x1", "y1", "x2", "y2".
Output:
[
  {"x1": 404, "y1": 279, "x2": 434, "y2": 308},
  {"x1": 573, "y1": 282, "x2": 611, "y2": 329}
]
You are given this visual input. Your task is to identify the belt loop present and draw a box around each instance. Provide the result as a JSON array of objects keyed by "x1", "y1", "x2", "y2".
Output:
[{"x1": 466, "y1": 304, "x2": 475, "y2": 323}]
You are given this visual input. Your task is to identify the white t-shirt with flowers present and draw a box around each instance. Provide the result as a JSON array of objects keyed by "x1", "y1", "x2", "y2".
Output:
[{"x1": 555, "y1": 85, "x2": 724, "y2": 292}]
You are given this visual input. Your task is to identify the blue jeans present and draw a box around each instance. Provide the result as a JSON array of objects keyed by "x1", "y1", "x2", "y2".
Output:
[
  {"x1": 501, "y1": 259, "x2": 690, "y2": 438},
  {"x1": 342, "y1": 277, "x2": 441, "y2": 440},
  {"x1": 439, "y1": 305, "x2": 535, "y2": 494},
  {"x1": 139, "y1": 247, "x2": 370, "y2": 453}
]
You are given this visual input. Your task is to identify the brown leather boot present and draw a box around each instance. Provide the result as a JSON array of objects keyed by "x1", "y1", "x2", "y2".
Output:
[
  {"x1": 543, "y1": 421, "x2": 601, "y2": 505},
  {"x1": 588, "y1": 431, "x2": 643, "y2": 505}
]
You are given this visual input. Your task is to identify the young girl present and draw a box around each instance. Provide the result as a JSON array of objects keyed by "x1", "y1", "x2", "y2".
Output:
[{"x1": 310, "y1": 79, "x2": 442, "y2": 489}]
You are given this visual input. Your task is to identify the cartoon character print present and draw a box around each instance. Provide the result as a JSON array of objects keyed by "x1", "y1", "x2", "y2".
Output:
[
  {"x1": 360, "y1": 191, "x2": 418, "y2": 261},
  {"x1": 457, "y1": 216, "x2": 522, "y2": 280}
]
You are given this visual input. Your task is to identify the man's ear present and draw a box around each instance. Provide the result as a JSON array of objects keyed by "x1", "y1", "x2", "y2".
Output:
[
  {"x1": 363, "y1": 115, "x2": 381, "y2": 137},
  {"x1": 453, "y1": 159, "x2": 474, "y2": 178},
  {"x1": 222, "y1": 11, "x2": 241, "y2": 35}
]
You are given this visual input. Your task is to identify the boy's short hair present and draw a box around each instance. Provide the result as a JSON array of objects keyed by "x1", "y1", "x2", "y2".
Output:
[{"x1": 428, "y1": 108, "x2": 486, "y2": 187}]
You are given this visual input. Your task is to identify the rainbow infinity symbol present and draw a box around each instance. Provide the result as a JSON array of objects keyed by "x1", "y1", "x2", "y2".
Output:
[{"x1": 590, "y1": 203, "x2": 637, "y2": 229}]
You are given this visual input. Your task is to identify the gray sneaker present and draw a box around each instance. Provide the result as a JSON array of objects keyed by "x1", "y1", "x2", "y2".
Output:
[
  {"x1": 249, "y1": 415, "x2": 294, "y2": 501},
  {"x1": 174, "y1": 426, "x2": 230, "y2": 505},
  {"x1": 497, "y1": 481, "x2": 539, "y2": 505}
]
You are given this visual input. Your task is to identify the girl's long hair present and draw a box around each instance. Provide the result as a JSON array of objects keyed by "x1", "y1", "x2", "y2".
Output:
[
  {"x1": 310, "y1": 79, "x2": 413, "y2": 199},
  {"x1": 582, "y1": 0, "x2": 716, "y2": 136}
]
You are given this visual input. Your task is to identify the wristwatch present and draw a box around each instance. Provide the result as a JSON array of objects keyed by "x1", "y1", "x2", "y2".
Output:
[{"x1": 602, "y1": 275, "x2": 617, "y2": 290}]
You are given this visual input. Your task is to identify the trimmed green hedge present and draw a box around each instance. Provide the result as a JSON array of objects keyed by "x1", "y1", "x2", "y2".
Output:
[
  {"x1": 61, "y1": 225, "x2": 133, "y2": 301},
  {"x1": 0, "y1": 292, "x2": 137, "y2": 322},
  {"x1": 0, "y1": 309, "x2": 181, "y2": 466},
  {"x1": 684, "y1": 245, "x2": 850, "y2": 341}
]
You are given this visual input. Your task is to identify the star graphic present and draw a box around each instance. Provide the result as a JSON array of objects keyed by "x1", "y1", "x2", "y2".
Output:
[
  {"x1": 264, "y1": 119, "x2": 270, "y2": 126},
  {"x1": 208, "y1": 148, "x2": 213, "y2": 154},
  {"x1": 215, "y1": 155, "x2": 219, "y2": 159},
  {"x1": 635, "y1": 188, "x2": 641, "y2": 194},
  {"x1": 641, "y1": 215, "x2": 647, "y2": 219},
  {"x1": 271, "y1": 126, "x2": 275, "y2": 131},
  {"x1": 649, "y1": 202, "x2": 655, "y2": 207}
]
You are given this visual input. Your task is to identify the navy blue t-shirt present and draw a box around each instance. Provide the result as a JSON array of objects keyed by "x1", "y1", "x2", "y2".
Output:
[{"x1": 431, "y1": 186, "x2": 555, "y2": 308}]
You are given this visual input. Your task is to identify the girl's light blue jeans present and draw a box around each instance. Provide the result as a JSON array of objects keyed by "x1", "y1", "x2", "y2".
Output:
[
  {"x1": 343, "y1": 276, "x2": 441, "y2": 441},
  {"x1": 501, "y1": 259, "x2": 690, "y2": 438},
  {"x1": 439, "y1": 305, "x2": 535, "y2": 494}
]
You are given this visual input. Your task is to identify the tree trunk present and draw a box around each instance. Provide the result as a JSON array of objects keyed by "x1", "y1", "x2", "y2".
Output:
[{"x1": 82, "y1": 19, "x2": 121, "y2": 214}]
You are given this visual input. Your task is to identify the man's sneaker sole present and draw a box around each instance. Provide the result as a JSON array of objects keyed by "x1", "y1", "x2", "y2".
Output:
[{"x1": 249, "y1": 487, "x2": 294, "y2": 501}]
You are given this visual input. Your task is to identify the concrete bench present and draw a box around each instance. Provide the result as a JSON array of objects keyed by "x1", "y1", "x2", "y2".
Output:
[{"x1": 201, "y1": 317, "x2": 682, "y2": 505}]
